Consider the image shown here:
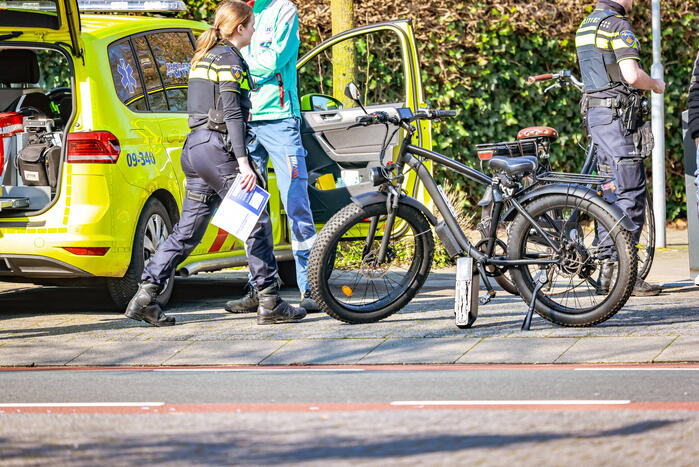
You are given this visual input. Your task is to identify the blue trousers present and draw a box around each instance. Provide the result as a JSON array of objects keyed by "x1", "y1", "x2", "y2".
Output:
[
  {"x1": 142, "y1": 129, "x2": 277, "y2": 290},
  {"x1": 248, "y1": 117, "x2": 317, "y2": 293},
  {"x1": 587, "y1": 107, "x2": 647, "y2": 259}
]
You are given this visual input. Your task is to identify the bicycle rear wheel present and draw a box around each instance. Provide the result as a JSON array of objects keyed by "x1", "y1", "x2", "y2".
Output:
[
  {"x1": 508, "y1": 194, "x2": 637, "y2": 327},
  {"x1": 308, "y1": 202, "x2": 434, "y2": 324}
]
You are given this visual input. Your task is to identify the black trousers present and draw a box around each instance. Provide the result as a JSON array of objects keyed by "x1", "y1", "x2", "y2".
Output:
[
  {"x1": 587, "y1": 107, "x2": 647, "y2": 260},
  {"x1": 142, "y1": 129, "x2": 277, "y2": 290}
]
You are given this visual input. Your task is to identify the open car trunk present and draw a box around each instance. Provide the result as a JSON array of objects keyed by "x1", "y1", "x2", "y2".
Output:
[{"x1": 0, "y1": 45, "x2": 74, "y2": 216}]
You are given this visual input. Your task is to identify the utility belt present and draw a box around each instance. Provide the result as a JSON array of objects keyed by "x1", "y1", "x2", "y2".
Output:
[
  {"x1": 186, "y1": 189, "x2": 214, "y2": 203},
  {"x1": 581, "y1": 92, "x2": 649, "y2": 132},
  {"x1": 189, "y1": 108, "x2": 227, "y2": 133},
  {"x1": 582, "y1": 92, "x2": 654, "y2": 158}
]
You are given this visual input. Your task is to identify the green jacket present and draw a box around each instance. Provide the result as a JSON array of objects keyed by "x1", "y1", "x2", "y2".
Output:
[{"x1": 242, "y1": 0, "x2": 301, "y2": 121}]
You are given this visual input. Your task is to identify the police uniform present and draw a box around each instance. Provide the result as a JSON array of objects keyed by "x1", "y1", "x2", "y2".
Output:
[
  {"x1": 126, "y1": 41, "x2": 304, "y2": 326},
  {"x1": 576, "y1": 0, "x2": 647, "y2": 257}
]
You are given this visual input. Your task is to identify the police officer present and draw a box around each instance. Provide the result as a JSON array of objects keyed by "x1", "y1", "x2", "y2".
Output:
[
  {"x1": 575, "y1": 0, "x2": 665, "y2": 296},
  {"x1": 124, "y1": 1, "x2": 305, "y2": 326}
]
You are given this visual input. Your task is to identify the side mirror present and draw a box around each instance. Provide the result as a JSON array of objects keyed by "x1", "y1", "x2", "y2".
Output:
[
  {"x1": 300, "y1": 93, "x2": 344, "y2": 112},
  {"x1": 344, "y1": 82, "x2": 361, "y2": 103}
]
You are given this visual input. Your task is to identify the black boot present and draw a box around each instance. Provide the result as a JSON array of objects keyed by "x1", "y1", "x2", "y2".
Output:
[
  {"x1": 124, "y1": 282, "x2": 175, "y2": 327},
  {"x1": 299, "y1": 290, "x2": 321, "y2": 313},
  {"x1": 632, "y1": 279, "x2": 662, "y2": 297},
  {"x1": 224, "y1": 284, "x2": 258, "y2": 313},
  {"x1": 257, "y1": 284, "x2": 306, "y2": 325},
  {"x1": 597, "y1": 259, "x2": 615, "y2": 295}
]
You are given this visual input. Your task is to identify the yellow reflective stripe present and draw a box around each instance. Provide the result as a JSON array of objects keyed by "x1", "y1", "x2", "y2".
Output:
[
  {"x1": 220, "y1": 89, "x2": 241, "y2": 94},
  {"x1": 575, "y1": 35, "x2": 596, "y2": 47},
  {"x1": 577, "y1": 25, "x2": 598, "y2": 33},
  {"x1": 189, "y1": 68, "x2": 218, "y2": 80},
  {"x1": 210, "y1": 63, "x2": 237, "y2": 70},
  {"x1": 596, "y1": 37, "x2": 611, "y2": 49},
  {"x1": 217, "y1": 71, "x2": 236, "y2": 81},
  {"x1": 596, "y1": 30, "x2": 620, "y2": 38},
  {"x1": 612, "y1": 38, "x2": 637, "y2": 50}
]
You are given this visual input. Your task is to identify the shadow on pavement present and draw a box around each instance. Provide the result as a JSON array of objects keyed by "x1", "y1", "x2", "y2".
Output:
[{"x1": 0, "y1": 419, "x2": 682, "y2": 465}]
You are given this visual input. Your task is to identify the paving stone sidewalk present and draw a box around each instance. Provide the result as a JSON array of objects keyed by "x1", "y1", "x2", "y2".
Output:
[{"x1": 1, "y1": 230, "x2": 697, "y2": 366}]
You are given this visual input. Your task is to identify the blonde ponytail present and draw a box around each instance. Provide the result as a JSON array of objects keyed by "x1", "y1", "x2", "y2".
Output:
[{"x1": 191, "y1": 1, "x2": 253, "y2": 66}]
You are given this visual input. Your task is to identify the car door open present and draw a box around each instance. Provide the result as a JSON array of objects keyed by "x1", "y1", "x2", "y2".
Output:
[{"x1": 297, "y1": 20, "x2": 428, "y2": 224}]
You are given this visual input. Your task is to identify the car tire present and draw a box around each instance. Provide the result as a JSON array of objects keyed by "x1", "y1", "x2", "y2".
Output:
[
  {"x1": 106, "y1": 198, "x2": 174, "y2": 310},
  {"x1": 277, "y1": 259, "x2": 297, "y2": 287}
]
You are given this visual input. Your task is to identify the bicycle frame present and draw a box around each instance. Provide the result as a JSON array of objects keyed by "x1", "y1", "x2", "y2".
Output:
[{"x1": 371, "y1": 134, "x2": 563, "y2": 275}]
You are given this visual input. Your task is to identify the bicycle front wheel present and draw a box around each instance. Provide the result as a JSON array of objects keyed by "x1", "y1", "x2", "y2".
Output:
[
  {"x1": 308, "y1": 202, "x2": 434, "y2": 324},
  {"x1": 507, "y1": 194, "x2": 637, "y2": 327}
]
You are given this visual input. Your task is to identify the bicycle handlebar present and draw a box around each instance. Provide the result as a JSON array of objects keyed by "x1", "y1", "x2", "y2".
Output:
[
  {"x1": 526, "y1": 70, "x2": 584, "y2": 91},
  {"x1": 527, "y1": 73, "x2": 554, "y2": 84},
  {"x1": 354, "y1": 109, "x2": 456, "y2": 127}
]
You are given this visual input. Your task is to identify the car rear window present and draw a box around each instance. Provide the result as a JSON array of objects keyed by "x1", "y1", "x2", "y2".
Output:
[
  {"x1": 147, "y1": 31, "x2": 194, "y2": 112},
  {"x1": 107, "y1": 38, "x2": 147, "y2": 111},
  {"x1": 107, "y1": 31, "x2": 194, "y2": 113},
  {"x1": 132, "y1": 35, "x2": 168, "y2": 112}
]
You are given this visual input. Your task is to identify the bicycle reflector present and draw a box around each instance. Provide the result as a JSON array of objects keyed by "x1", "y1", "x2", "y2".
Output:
[{"x1": 477, "y1": 150, "x2": 494, "y2": 160}]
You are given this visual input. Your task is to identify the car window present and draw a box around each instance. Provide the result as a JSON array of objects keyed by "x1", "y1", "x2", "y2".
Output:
[
  {"x1": 132, "y1": 35, "x2": 168, "y2": 112},
  {"x1": 298, "y1": 29, "x2": 406, "y2": 108},
  {"x1": 108, "y1": 38, "x2": 147, "y2": 112},
  {"x1": 147, "y1": 31, "x2": 193, "y2": 112}
]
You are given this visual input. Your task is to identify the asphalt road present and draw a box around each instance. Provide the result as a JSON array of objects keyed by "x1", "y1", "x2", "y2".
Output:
[{"x1": 1, "y1": 366, "x2": 699, "y2": 466}]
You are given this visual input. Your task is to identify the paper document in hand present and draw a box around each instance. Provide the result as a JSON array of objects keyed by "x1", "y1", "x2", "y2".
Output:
[{"x1": 212, "y1": 174, "x2": 270, "y2": 242}]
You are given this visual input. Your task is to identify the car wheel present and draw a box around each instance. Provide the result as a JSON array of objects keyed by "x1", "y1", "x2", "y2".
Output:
[{"x1": 106, "y1": 198, "x2": 174, "y2": 310}]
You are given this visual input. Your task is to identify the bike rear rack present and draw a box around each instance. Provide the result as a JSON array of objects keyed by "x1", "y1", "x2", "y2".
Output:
[{"x1": 535, "y1": 171, "x2": 612, "y2": 185}]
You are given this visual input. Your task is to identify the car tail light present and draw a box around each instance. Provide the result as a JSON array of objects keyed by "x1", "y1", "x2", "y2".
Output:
[
  {"x1": 477, "y1": 150, "x2": 494, "y2": 160},
  {"x1": 62, "y1": 247, "x2": 110, "y2": 256},
  {"x1": 0, "y1": 112, "x2": 24, "y2": 177},
  {"x1": 67, "y1": 131, "x2": 120, "y2": 164}
]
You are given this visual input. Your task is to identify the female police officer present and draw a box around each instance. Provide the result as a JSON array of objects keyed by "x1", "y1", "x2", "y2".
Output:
[{"x1": 124, "y1": 1, "x2": 305, "y2": 326}]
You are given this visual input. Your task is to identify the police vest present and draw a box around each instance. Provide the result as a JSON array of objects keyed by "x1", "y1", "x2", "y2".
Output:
[
  {"x1": 575, "y1": 9, "x2": 626, "y2": 93},
  {"x1": 187, "y1": 44, "x2": 253, "y2": 130}
]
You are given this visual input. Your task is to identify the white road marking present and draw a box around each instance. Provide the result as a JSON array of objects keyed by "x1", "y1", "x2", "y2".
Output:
[
  {"x1": 152, "y1": 369, "x2": 365, "y2": 372},
  {"x1": 0, "y1": 402, "x2": 165, "y2": 407},
  {"x1": 390, "y1": 400, "x2": 631, "y2": 406},
  {"x1": 574, "y1": 368, "x2": 699, "y2": 371}
]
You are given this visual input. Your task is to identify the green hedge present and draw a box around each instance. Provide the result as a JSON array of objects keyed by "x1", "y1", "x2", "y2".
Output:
[{"x1": 182, "y1": 0, "x2": 698, "y2": 220}]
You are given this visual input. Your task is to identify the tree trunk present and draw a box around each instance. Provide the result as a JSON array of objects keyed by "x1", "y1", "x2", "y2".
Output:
[{"x1": 330, "y1": 0, "x2": 356, "y2": 106}]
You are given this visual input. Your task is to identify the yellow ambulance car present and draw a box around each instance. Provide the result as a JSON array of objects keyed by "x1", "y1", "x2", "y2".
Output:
[{"x1": 0, "y1": 0, "x2": 430, "y2": 308}]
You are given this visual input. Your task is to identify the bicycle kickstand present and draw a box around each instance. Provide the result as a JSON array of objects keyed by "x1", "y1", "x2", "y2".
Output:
[{"x1": 522, "y1": 269, "x2": 548, "y2": 331}]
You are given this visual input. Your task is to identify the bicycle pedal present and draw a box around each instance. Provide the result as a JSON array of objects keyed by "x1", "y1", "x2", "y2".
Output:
[{"x1": 479, "y1": 290, "x2": 496, "y2": 305}]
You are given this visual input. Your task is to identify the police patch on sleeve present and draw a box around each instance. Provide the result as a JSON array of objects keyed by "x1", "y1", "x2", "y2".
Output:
[
  {"x1": 231, "y1": 65, "x2": 243, "y2": 81},
  {"x1": 620, "y1": 30, "x2": 638, "y2": 47}
]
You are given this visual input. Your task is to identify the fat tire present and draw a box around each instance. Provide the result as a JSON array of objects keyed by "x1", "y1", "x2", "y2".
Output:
[
  {"x1": 308, "y1": 202, "x2": 434, "y2": 324},
  {"x1": 106, "y1": 198, "x2": 174, "y2": 310},
  {"x1": 507, "y1": 194, "x2": 636, "y2": 327}
]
